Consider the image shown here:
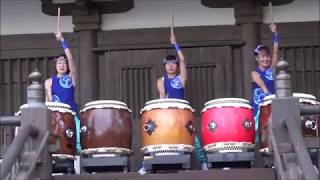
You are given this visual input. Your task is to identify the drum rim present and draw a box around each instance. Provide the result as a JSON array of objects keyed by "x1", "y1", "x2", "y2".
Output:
[
  {"x1": 80, "y1": 100, "x2": 132, "y2": 113},
  {"x1": 202, "y1": 98, "x2": 252, "y2": 113},
  {"x1": 45, "y1": 101, "x2": 72, "y2": 109},
  {"x1": 144, "y1": 98, "x2": 190, "y2": 106},
  {"x1": 83, "y1": 100, "x2": 128, "y2": 107},
  {"x1": 261, "y1": 93, "x2": 319, "y2": 106},
  {"x1": 45, "y1": 102, "x2": 75, "y2": 115},
  {"x1": 141, "y1": 144, "x2": 195, "y2": 154},
  {"x1": 140, "y1": 99, "x2": 195, "y2": 113},
  {"x1": 203, "y1": 142, "x2": 255, "y2": 153},
  {"x1": 204, "y1": 98, "x2": 250, "y2": 106},
  {"x1": 52, "y1": 153, "x2": 75, "y2": 160},
  {"x1": 15, "y1": 102, "x2": 75, "y2": 116},
  {"x1": 81, "y1": 147, "x2": 132, "y2": 155}
]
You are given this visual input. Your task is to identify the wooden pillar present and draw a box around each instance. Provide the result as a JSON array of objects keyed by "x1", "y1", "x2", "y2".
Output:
[
  {"x1": 72, "y1": 7, "x2": 100, "y2": 106},
  {"x1": 23, "y1": 70, "x2": 52, "y2": 179},
  {"x1": 234, "y1": 0, "x2": 263, "y2": 99}
]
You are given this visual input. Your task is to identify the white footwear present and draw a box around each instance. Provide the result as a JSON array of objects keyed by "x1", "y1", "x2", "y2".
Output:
[
  {"x1": 201, "y1": 162, "x2": 209, "y2": 170},
  {"x1": 74, "y1": 155, "x2": 80, "y2": 174},
  {"x1": 138, "y1": 166, "x2": 147, "y2": 175}
]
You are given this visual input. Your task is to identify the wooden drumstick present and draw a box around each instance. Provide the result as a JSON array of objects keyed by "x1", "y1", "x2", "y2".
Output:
[
  {"x1": 170, "y1": 8, "x2": 174, "y2": 35},
  {"x1": 57, "y1": 7, "x2": 61, "y2": 30},
  {"x1": 269, "y1": 2, "x2": 274, "y2": 24}
]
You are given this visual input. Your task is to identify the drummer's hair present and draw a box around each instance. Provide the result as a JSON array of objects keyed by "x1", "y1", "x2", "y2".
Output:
[
  {"x1": 164, "y1": 55, "x2": 179, "y2": 66},
  {"x1": 254, "y1": 46, "x2": 270, "y2": 57},
  {"x1": 54, "y1": 54, "x2": 67, "y2": 61},
  {"x1": 165, "y1": 55, "x2": 177, "y2": 61}
]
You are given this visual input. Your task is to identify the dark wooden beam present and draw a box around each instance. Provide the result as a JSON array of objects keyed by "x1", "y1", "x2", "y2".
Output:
[
  {"x1": 261, "y1": 22, "x2": 320, "y2": 47},
  {"x1": 202, "y1": 0, "x2": 294, "y2": 8},
  {"x1": 72, "y1": 7, "x2": 101, "y2": 31},
  {"x1": 0, "y1": 33, "x2": 78, "y2": 51},
  {"x1": 41, "y1": 0, "x2": 133, "y2": 16},
  {"x1": 234, "y1": 1, "x2": 263, "y2": 25},
  {"x1": 95, "y1": 25, "x2": 242, "y2": 52}
]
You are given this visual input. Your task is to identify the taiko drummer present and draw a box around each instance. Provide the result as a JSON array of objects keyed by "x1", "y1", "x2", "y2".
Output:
[
  {"x1": 155, "y1": 31, "x2": 208, "y2": 171},
  {"x1": 44, "y1": 9, "x2": 81, "y2": 152},
  {"x1": 251, "y1": 23, "x2": 279, "y2": 141}
]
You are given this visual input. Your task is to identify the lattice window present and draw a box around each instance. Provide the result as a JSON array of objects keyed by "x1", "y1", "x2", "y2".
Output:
[{"x1": 120, "y1": 66, "x2": 153, "y2": 118}]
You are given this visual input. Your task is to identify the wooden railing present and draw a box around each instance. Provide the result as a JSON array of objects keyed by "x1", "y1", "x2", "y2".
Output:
[
  {"x1": 269, "y1": 59, "x2": 319, "y2": 180},
  {"x1": 0, "y1": 70, "x2": 52, "y2": 180}
]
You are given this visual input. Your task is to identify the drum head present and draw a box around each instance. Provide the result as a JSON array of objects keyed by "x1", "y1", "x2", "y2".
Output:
[
  {"x1": 80, "y1": 100, "x2": 131, "y2": 113},
  {"x1": 140, "y1": 98, "x2": 194, "y2": 113},
  {"x1": 202, "y1": 98, "x2": 252, "y2": 113},
  {"x1": 293, "y1": 93, "x2": 319, "y2": 104},
  {"x1": 261, "y1": 93, "x2": 319, "y2": 106},
  {"x1": 15, "y1": 102, "x2": 74, "y2": 116},
  {"x1": 45, "y1": 102, "x2": 75, "y2": 115}
]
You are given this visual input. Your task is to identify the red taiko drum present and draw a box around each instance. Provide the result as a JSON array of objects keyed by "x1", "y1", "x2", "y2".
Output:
[
  {"x1": 259, "y1": 93, "x2": 320, "y2": 153},
  {"x1": 16, "y1": 102, "x2": 76, "y2": 160},
  {"x1": 140, "y1": 99, "x2": 195, "y2": 155},
  {"x1": 201, "y1": 98, "x2": 255, "y2": 153},
  {"x1": 80, "y1": 100, "x2": 132, "y2": 156}
]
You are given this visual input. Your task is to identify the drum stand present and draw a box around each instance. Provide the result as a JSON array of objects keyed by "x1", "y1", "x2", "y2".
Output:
[
  {"x1": 206, "y1": 152, "x2": 255, "y2": 169},
  {"x1": 80, "y1": 154, "x2": 129, "y2": 173},
  {"x1": 52, "y1": 158, "x2": 75, "y2": 174},
  {"x1": 143, "y1": 153, "x2": 192, "y2": 173},
  {"x1": 260, "y1": 150, "x2": 274, "y2": 168},
  {"x1": 309, "y1": 148, "x2": 320, "y2": 169},
  {"x1": 260, "y1": 149, "x2": 319, "y2": 169}
]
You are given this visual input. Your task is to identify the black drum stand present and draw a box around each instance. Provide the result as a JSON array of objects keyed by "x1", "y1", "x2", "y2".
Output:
[
  {"x1": 143, "y1": 152, "x2": 192, "y2": 173},
  {"x1": 80, "y1": 154, "x2": 130, "y2": 173},
  {"x1": 52, "y1": 158, "x2": 75, "y2": 174},
  {"x1": 206, "y1": 152, "x2": 255, "y2": 169},
  {"x1": 309, "y1": 148, "x2": 320, "y2": 169}
]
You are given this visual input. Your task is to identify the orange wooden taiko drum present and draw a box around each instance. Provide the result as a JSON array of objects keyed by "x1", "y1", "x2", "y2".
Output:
[{"x1": 140, "y1": 99, "x2": 195, "y2": 155}]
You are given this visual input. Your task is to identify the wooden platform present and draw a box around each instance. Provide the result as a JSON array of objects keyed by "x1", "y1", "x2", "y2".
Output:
[{"x1": 53, "y1": 168, "x2": 276, "y2": 180}]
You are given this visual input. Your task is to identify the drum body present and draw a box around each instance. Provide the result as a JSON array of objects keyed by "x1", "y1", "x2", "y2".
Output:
[
  {"x1": 47, "y1": 102, "x2": 76, "y2": 159},
  {"x1": 140, "y1": 99, "x2": 195, "y2": 154},
  {"x1": 201, "y1": 98, "x2": 255, "y2": 153},
  {"x1": 80, "y1": 100, "x2": 132, "y2": 156},
  {"x1": 259, "y1": 93, "x2": 320, "y2": 152},
  {"x1": 16, "y1": 102, "x2": 76, "y2": 160}
]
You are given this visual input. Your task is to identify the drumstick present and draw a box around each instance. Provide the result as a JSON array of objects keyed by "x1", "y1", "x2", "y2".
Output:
[
  {"x1": 57, "y1": 7, "x2": 61, "y2": 30},
  {"x1": 170, "y1": 8, "x2": 174, "y2": 35},
  {"x1": 269, "y1": 2, "x2": 274, "y2": 24}
]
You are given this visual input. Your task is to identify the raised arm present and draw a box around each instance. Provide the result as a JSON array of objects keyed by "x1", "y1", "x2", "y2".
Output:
[
  {"x1": 157, "y1": 78, "x2": 166, "y2": 98},
  {"x1": 170, "y1": 33, "x2": 187, "y2": 87},
  {"x1": 270, "y1": 23, "x2": 279, "y2": 69},
  {"x1": 55, "y1": 29, "x2": 76, "y2": 86},
  {"x1": 251, "y1": 71, "x2": 269, "y2": 93}
]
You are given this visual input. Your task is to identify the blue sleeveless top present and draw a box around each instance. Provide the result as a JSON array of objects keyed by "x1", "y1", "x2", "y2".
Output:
[
  {"x1": 252, "y1": 67, "x2": 275, "y2": 115},
  {"x1": 52, "y1": 74, "x2": 77, "y2": 112},
  {"x1": 164, "y1": 74, "x2": 184, "y2": 99}
]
